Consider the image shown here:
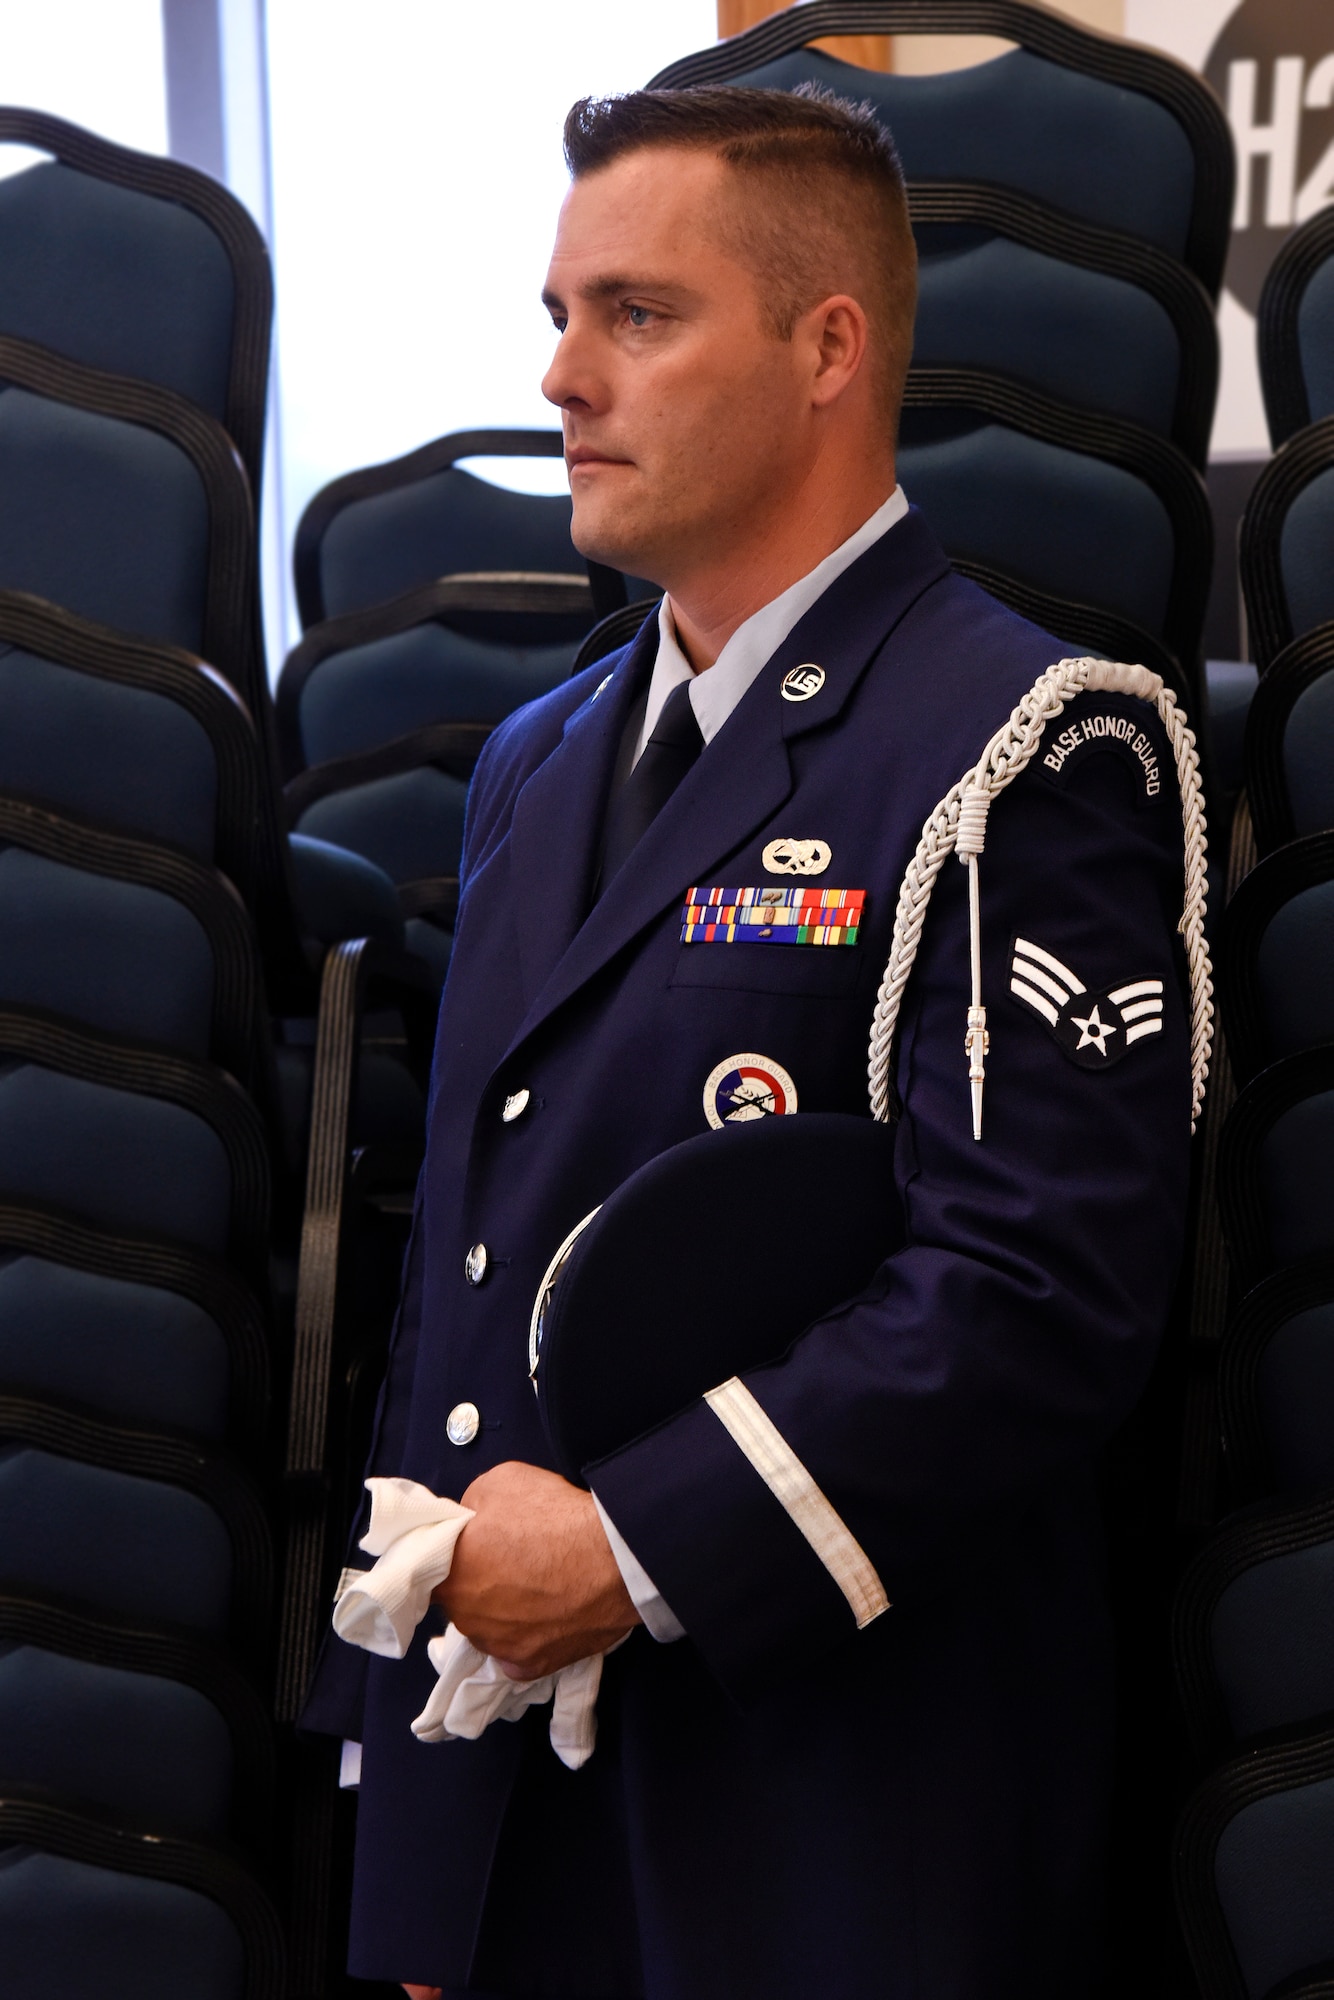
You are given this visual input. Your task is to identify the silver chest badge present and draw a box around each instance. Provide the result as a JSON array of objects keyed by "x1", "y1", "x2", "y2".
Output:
[
  {"x1": 703, "y1": 1053, "x2": 798, "y2": 1130},
  {"x1": 762, "y1": 837, "x2": 831, "y2": 877}
]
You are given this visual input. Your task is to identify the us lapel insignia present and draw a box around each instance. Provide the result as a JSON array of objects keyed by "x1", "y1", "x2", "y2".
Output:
[
  {"x1": 683, "y1": 885, "x2": 864, "y2": 945},
  {"x1": 703, "y1": 1053, "x2": 798, "y2": 1129},
  {"x1": 1008, "y1": 936, "x2": 1164, "y2": 1069},
  {"x1": 781, "y1": 663, "x2": 825, "y2": 702}
]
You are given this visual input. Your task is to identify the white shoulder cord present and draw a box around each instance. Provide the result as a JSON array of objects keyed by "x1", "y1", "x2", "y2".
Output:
[{"x1": 866, "y1": 658, "x2": 1213, "y2": 1139}]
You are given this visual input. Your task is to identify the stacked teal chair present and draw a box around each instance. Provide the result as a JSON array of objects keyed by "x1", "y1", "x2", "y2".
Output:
[
  {"x1": 0, "y1": 112, "x2": 303, "y2": 1999},
  {"x1": 280, "y1": 432, "x2": 662, "y2": 997},
  {"x1": 1171, "y1": 198, "x2": 1334, "y2": 1999}
]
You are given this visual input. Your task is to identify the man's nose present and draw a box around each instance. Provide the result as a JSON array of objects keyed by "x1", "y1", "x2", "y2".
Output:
[{"x1": 542, "y1": 319, "x2": 602, "y2": 413}]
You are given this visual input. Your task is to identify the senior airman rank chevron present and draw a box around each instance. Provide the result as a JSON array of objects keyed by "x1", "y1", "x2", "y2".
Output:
[
  {"x1": 682, "y1": 885, "x2": 866, "y2": 946},
  {"x1": 1008, "y1": 936, "x2": 1165, "y2": 1070}
]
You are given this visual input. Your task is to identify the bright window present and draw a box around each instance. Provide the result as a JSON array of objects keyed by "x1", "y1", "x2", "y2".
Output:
[
  {"x1": 0, "y1": 0, "x2": 167, "y2": 161},
  {"x1": 265, "y1": 0, "x2": 717, "y2": 546}
]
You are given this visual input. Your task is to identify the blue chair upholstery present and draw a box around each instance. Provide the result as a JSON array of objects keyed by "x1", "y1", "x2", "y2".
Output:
[
  {"x1": 900, "y1": 426, "x2": 1177, "y2": 641},
  {"x1": 0, "y1": 599, "x2": 262, "y2": 908},
  {"x1": 277, "y1": 582, "x2": 589, "y2": 982},
  {"x1": 0, "y1": 1446, "x2": 234, "y2": 1637},
  {"x1": 0, "y1": 1644, "x2": 234, "y2": 1833},
  {"x1": 1220, "y1": 838, "x2": 1334, "y2": 1084},
  {"x1": 0, "y1": 384, "x2": 209, "y2": 652},
  {"x1": 1176, "y1": 1495, "x2": 1334, "y2": 1754},
  {"x1": 1259, "y1": 206, "x2": 1334, "y2": 447},
  {"x1": 0, "y1": 1062, "x2": 237, "y2": 1259},
  {"x1": 1176, "y1": 1730, "x2": 1334, "y2": 2000},
  {"x1": 1276, "y1": 471, "x2": 1334, "y2": 649},
  {"x1": 283, "y1": 614, "x2": 577, "y2": 771},
  {"x1": 0, "y1": 1847, "x2": 249, "y2": 2000},
  {"x1": 0, "y1": 1253, "x2": 232, "y2": 1442},
  {"x1": 1220, "y1": 1266, "x2": 1334, "y2": 1504},
  {"x1": 0, "y1": 847, "x2": 219, "y2": 1055},
  {"x1": 1242, "y1": 427, "x2": 1334, "y2": 671},
  {"x1": 1246, "y1": 626, "x2": 1334, "y2": 855},
  {"x1": 0, "y1": 105, "x2": 272, "y2": 493},
  {"x1": 295, "y1": 429, "x2": 590, "y2": 629},
  {"x1": 914, "y1": 236, "x2": 1189, "y2": 440},
  {"x1": 1218, "y1": 1053, "x2": 1334, "y2": 1291}
]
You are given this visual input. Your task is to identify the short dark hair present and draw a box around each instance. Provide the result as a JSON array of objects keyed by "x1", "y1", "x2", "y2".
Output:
[{"x1": 562, "y1": 85, "x2": 917, "y2": 412}]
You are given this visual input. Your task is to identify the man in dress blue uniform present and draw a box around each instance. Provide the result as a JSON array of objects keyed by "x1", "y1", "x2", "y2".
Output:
[{"x1": 310, "y1": 86, "x2": 1195, "y2": 1998}]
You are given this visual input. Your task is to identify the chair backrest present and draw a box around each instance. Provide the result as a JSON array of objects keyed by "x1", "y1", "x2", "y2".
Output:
[
  {"x1": 1218, "y1": 1050, "x2": 1334, "y2": 1292},
  {"x1": 1241, "y1": 424, "x2": 1334, "y2": 671},
  {"x1": 0, "y1": 802, "x2": 261, "y2": 1083},
  {"x1": 898, "y1": 418, "x2": 1208, "y2": 680},
  {"x1": 0, "y1": 337, "x2": 260, "y2": 711},
  {"x1": 909, "y1": 180, "x2": 1218, "y2": 464},
  {"x1": 0, "y1": 1595, "x2": 273, "y2": 1847},
  {"x1": 1220, "y1": 1262, "x2": 1334, "y2": 1505},
  {"x1": 651, "y1": 0, "x2": 1233, "y2": 294},
  {"x1": 0, "y1": 592, "x2": 259, "y2": 890},
  {"x1": 295, "y1": 429, "x2": 599, "y2": 629},
  {"x1": 1176, "y1": 1727, "x2": 1334, "y2": 2000},
  {"x1": 1245, "y1": 625, "x2": 1334, "y2": 856},
  {"x1": 0, "y1": 1802, "x2": 285, "y2": 2000},
  {"x1": 1260, "y1": 206, "x2": 1334, "y2": 449},
  {"x1": 911, "y1": 225, "x2": 1212, "y2": 460},
  {"x1": 1175, "y1": 1493, "x2": 1334, "y2": 1756},
  {"x1": 0, "y1": 1015, "x2": 270, "y2": 1282},
  {"x1": 1221, "y1": 836, "x2": 1334, "y2": 1083},
  {"x1": 0, "y1": 1252, "x2": 231, "y2": 1442},
  {"x1": 276, "y1": 574, "x2": 591, "y2": 776},
  {"x1": 0, "y1": 106, "x2": 272, "y2": 494},
  {"x1": 0, "y1": 1434, "x2": 258, "y2": 1643},
  {"x1": 0, "y1": 1198, "x2": 269, "y2": 1451}
]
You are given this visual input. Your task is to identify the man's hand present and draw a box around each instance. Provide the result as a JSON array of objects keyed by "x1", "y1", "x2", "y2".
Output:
[{"x1": 432, "y1": 1460, "x2": 639, "y2": 1678}]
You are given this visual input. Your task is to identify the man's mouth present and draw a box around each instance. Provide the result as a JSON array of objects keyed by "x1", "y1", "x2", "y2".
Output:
[{"x1": 566, "y1": 445, "x2": 632, "y2": 471}]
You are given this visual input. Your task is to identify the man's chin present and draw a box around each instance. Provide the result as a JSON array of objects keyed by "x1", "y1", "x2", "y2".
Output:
[{"x1": 568, "y1": 506, "x2": 662, "y2": 587}]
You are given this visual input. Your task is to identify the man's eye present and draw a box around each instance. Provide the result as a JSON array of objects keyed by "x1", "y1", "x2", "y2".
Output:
[{"x1": 627, "y1": 305, "x2": 652, "y2": 328}]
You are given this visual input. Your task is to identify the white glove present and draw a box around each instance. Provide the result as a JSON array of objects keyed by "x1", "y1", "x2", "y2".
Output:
[
  {"x1": 330, "y1": 1475, "x2": 609, "y2": 1770},
  {"x1": 410, "y1": 1626, "x2": 605, "y2": 1771},
  {"x1": 331, "y1": 1476, "x2": 472, "y2": 1658}
]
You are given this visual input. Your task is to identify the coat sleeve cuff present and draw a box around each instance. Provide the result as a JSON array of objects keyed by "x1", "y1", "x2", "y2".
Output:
[
  {"x1": 588, "y1": 1380, "x2": 878, "y2": 1703},
  {"x1": 591, "y1": 1492, "x2": 685, "y2": 1642}
]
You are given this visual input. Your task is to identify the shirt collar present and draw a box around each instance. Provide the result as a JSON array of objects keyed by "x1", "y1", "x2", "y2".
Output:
[{"x1": 634, "y1": 484, "x2": 909, "y2": 764}]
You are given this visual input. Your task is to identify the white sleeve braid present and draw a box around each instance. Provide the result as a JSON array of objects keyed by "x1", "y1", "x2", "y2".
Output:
[{"x1": 866, "y1": 658, "x2": 1212, "y2": 1136}]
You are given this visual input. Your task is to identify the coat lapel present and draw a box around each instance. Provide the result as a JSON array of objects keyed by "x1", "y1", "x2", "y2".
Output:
[
  {"x1": 506, "y1": 617, "x2": 658, "y2": 1008},
  {"x1": 504, "y1": 508, "x2": 951, "y2": 1062}
]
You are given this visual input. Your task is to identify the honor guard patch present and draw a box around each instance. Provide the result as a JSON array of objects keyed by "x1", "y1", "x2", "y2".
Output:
[
  {"x1": 1008, "y1": 936, "x2": 1164, "y2": 1069},
  {"x1": 1038, "y1": 709, "x2": 1163, "y2": 800},
  {"x1": 703, "y1": 1054, "x2": 798, "y2": 1129},
  {"x1": 683, "y1": 885, "x2": 864, "y2": 946}
]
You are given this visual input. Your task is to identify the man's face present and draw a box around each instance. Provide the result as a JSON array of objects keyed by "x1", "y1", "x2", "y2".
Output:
[{"x1": 541, "y1": 147, "x2": 812, "y2": 586}]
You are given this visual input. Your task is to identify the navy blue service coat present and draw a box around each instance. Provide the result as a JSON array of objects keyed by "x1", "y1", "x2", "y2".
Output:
[{"x1": 308, "y1": 508, "x2": 1193, "y2": 1997}]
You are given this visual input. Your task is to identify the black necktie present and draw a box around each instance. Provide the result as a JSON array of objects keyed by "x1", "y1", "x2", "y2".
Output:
[{"x1": 598, "y1": 679, "x2": 704, "y2": 892}]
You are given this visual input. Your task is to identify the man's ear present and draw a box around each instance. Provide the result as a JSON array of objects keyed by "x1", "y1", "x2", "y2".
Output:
[{"x1": 804, "y1": 294, "x2": 870, "y2": 409}]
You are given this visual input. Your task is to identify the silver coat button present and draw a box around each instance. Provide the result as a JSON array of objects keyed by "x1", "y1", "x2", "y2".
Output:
[
  {"x1": 446, "y1": 1401, "x2": 480, "y2": 1446},
  {"x1": 501, "y1": 1088, "x2": 531, "y2": 1123},
  {"x1": 464, "y1": 1243, "x2": 488, "y2": 1285}
]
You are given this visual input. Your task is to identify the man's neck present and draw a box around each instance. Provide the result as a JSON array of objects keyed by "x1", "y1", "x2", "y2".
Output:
[{"x1": 666, "y1": 466, "x2": 896, "y2": 672}]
